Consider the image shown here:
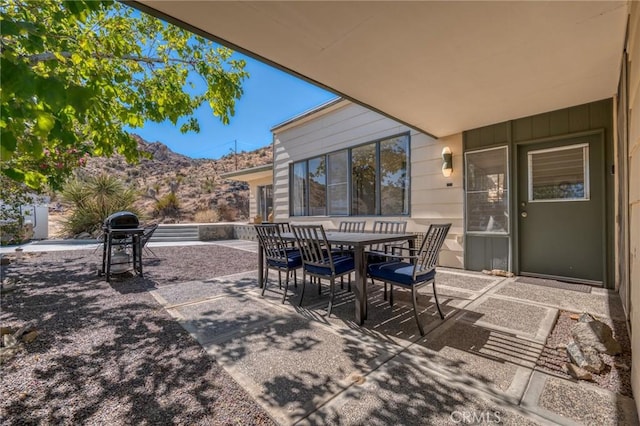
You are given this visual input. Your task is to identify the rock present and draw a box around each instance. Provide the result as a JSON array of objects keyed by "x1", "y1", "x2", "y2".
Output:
[
  {"x1": 614, "y1": 361, "x2": 631, "y2": 371},
  {"x1": 578, "y1": 313, "x2": 596, "y2": 323},
  {"x1": 1, "y1": 281, "x2": 17, "y2": 294},
  {"x1": 22, "y1": 330, "x2": 38, "y2": 344},
  {"x1": 566, "y1": 341, "x2": 604, "y2": 373},
  {"x1": 76, "y1": 232, "x2": 92, "y2": 239},
  {"x1": 572, "y1": 319, "x2": 622, "y2": 355},
  {"x1": 565, "y1": 362, "x2": 593, "y2": 381},
  {"x1": 581, "y1": 346, "x2": 605, "y2": 373},
  {"x1": 13, "y1": 321, "x2": 36, "y2": 339},
  {"x1": 566, "y1": 341, "x2": 585, "y2": 365},
  {"x1": 481, "y1": 269, "x2": 515, "y2": 277},
  {"x1": 570, "y1": 313, "x2": 581, "y2": 320},
  {"x1": 0, "y1": 257, "x2": 10, "y2": 265},
  {"x1": 3, "y1": 333, "x2": 18, "y2": 348},
  {"x1": 346, "y1": 372, "x2": 366, "y2": 385},
  {"x1": 0, "y1": 346, "x2": 22, "y2": 364}
]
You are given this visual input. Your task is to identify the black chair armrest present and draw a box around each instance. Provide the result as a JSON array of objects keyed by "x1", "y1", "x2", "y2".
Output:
[{"x1": 367, "y1": 250, "x2": 418, "y2": 262}]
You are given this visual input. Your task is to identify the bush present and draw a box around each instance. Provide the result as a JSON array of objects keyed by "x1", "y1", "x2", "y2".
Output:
[
  {"x1": 61, "y1": 174, "x2": 139, "y2": 236},
  {"x1": 154, "y1": 192, "x2": 180, "y2": 218},
  {"x1": 194, "y1": 209, "x2": 218, "y2": 223},
  {"x1": 217, "y1": 203, "x2": 237, "y2": 222}
]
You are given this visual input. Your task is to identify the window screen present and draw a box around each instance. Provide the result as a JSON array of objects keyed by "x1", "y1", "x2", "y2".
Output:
[
  {"x1": 528, "y1": 144, "x2": 589, "y2": 202},
  {"x1": 465, "y1": 146, "x2": 509, "y2": 233}
]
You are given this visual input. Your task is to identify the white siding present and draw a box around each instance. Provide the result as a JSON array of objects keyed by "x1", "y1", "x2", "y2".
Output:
[
  {"x1": 627, "y1": 1, "x2": 640, "y2": 411},
  {"x1": 248, "y1": 176, "x2": 273, "y2": 221},
  {"x1": 273, "y1": 101, "x2": 464, "y2": 268}
]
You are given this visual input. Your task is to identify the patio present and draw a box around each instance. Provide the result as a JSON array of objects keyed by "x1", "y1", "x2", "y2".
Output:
[{"x1": 0, "y1": 240, "x2": 636, "y2": 425}]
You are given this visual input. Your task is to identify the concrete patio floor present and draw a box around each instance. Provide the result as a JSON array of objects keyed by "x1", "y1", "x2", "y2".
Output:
[{"x1": 146, "y1": 240, "x2": 637, "y2": 426}]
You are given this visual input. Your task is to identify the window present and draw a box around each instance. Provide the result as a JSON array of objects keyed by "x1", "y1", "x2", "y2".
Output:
[
  {"x1": 380, "y1": 136, "x2": 409, "y2": 215},
  {"x1": 308, "y1": 156, "x2": 326, "y2": 215},
  {"x1": 528, "y1": 144, "x2": 589, "y2": 202},
  {"x1": 290, "y1": 134, "x2": 410, "y2": 216},
  {"x1": 256, "y1": 185, "x2": 273, "y2": 218},
  {"x1": 465, "y1": 146, "x2": 509, "y2": 234},
  {"x1": 352, "y1": 143, "x2": 377, "y2": 215},
  {"x1": 291, "y1": 161, "x2": 307, "y2": 216},
  {"x1": 328, "y1": 150, "x2": 349, "y2": 215}
]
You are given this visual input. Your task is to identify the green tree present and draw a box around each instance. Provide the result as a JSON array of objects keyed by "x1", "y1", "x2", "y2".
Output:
[{"x1": 1, "y1": 0, "x2": 248, "y2": 192}]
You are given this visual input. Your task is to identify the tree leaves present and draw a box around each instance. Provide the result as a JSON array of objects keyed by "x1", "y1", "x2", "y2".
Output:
[{"x1": 1, "y1": 0, "x2": 248, "y2": 195}]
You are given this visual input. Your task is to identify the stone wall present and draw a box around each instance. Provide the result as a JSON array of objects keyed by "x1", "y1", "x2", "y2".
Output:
[{"x1": 197, "y1": 224, "x2": 235, "y2": 241}]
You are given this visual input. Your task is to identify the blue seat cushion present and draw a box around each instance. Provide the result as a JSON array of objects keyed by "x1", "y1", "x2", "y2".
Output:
[
  {"x1": 306, "y1": 255, "x2": 354, "y2": 276},
  {"x1": 367, "y1": 261, "x2": 436, "y2": 286},
  {"x1": 267, "y1": 247, "x2": 302, "y2": 269}
]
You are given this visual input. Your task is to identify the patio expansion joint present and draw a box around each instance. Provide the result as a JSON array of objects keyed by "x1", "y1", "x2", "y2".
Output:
[
  {"x1": 204, "y1": 314, "x2": 404, "y2": 425},
  {"x1": 158, "y1": 293, "x2": 230, "y2": 311},
  {"x1": 291, "y1": 305, "x2": 532, "y2": 422},
  {"x1": 488, "y1": 279, "x2": 627, "y2": 321},
  {"x1": 414, "y1": 318, "x2": 541, "y2": 393},
  {"x1": 162, "y1": 291, "x2": 300, "y2": 348},
  {"x1": 308, "y1": 349, "x2": 560, "y2": 426},
  {"x1": 520, "y1": 370, "x2": 639, "y2": 425},
  {"x1": 456, "y1": 292, "x2": 559, "y2": 344}
]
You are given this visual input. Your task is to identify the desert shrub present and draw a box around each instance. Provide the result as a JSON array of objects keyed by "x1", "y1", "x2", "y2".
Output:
[
  {"x1": 61, "y1": 174, "x2": 139, "y2": 236},
  {"x1": 194, "y1": 209, "x2": 219, "y2": 223},
  {"x1": 201, "y1": 179, "x2": 216, "y2": 193},
  {"x1": 217, "y1": 202, "x2": 237, "y2": 222},
  {"x1": 155, "y1": 192, "x2": 180, "y2": 218}
]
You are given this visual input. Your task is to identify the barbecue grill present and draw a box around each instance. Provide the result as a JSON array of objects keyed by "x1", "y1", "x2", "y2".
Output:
[
  {"x1": 103, "y1": 211, "x2": 139, "y2": 238},
  {"x1": 100, "y1": 211, "x2": 144, "y2": 282}
]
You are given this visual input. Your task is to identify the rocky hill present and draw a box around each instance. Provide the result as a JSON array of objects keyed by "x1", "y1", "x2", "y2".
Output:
[{"x1": 70, "y1": 134, "x2": 272, "y2": 223}]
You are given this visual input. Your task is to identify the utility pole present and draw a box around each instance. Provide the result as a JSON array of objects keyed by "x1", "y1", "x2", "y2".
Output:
[{"x1": 235, "y1": 139, "x2": 238, "y2": 171}]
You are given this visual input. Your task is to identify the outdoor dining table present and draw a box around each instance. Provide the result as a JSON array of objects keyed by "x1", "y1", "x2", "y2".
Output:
[{"x1": 258, "y1": 231, "x2": 417, "y2": 325}]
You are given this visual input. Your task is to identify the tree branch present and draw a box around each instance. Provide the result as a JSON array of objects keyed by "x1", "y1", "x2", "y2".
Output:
[{"x1": 25, "y1": 51, "x2": 198, "y2": 66}]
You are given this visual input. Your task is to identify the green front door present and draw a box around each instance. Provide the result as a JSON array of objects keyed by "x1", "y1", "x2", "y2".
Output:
[{"x1": 517, "y1": 134, "x2": 605, "y2": 283}]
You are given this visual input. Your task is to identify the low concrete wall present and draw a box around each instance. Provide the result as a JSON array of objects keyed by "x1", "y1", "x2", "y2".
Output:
[
  {"x1": 197, "y1": 224, "x2": 235, "y2": 241},
  {"x1": 196, "y1": 223, "x2": 257, "y2": 241},
  {"x1": 233, "y1": 224, "x2": 257, "y2": 241}
]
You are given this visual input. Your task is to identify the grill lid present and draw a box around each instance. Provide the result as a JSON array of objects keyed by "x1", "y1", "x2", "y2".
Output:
[{"x1": 104, "y1": 211, "x2": 139, "y2": 229}]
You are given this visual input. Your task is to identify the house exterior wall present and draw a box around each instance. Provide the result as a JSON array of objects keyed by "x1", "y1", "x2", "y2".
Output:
[
  {"x1": 273, "y1": 101, "x2": 464, "y2": 268},
  {"x1": 248, "y1": 176, "x2": 273, "y2": 221},
  {"x1": 626, "y1": 0, "x2": 640, "y2": 414}
]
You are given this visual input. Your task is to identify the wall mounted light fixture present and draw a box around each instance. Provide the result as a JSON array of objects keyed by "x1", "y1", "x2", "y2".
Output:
[{"x1": 442, "y1": 146, "x2": 453, "y2": 177}]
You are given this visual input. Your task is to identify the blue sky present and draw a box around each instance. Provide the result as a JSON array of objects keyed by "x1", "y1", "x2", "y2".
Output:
[{"x1": 134, "y1": 56, "x2": 337, "y2": 160}]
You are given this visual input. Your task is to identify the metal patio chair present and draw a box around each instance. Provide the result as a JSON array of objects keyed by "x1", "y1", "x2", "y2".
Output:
[
  {"x1": 292, "y1": 224, "x2": 355, "y2": 316},
  {"x1": 367, "y1": 223, "x2": 451, "y2": 336},
  {"x1": 140, "y1": 223, "x2": 159, "y2": 257},
  {"x1": 335, "y1": 220, "x2": 367, "y2": 290},
  {"x1": 337, "y1": 220, "x2": 366, "y2": 233},
  {"x1": 255, "y1": 223, "x2": 302, "y2": 303},
  {"x1": 368, "y1": 220, "x2": 408, "y2": 299}
]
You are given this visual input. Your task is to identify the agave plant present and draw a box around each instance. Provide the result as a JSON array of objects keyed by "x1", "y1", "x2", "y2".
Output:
[{"x1": 61, "y1": 174, "x2": 140, "y2": 236}]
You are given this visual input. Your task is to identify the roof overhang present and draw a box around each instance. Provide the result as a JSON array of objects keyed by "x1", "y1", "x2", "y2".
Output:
[
  {"x1": 130, "y1": 1, "x2": 629, "y2": 137},
  {"x1": 221, "y1": 163, "x2": 273, "y2": 181}
]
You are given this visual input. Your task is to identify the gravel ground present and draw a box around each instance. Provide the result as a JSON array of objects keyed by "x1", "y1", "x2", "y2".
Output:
[
  {"x1": 0, "y1": 246, "x2": 275, "y2": 425},
  {"x1": 537, "y1": 310, "x2": 633, "y2": 398}
]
